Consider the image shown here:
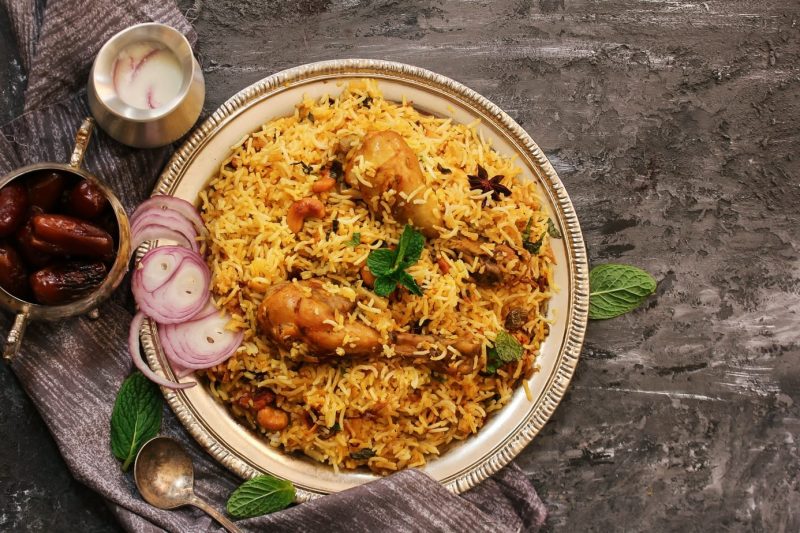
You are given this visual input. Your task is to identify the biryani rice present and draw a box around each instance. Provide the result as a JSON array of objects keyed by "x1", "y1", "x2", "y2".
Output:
[{"x1": 199, "y1": 79, "x2": 556, "y2": 473}]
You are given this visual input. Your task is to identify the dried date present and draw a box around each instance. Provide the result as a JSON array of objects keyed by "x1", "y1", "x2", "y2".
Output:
[
  {"x1": 32, "y1": 214, "x2": 114, "y2": 260},
  {"x1": 27, "y1": 171, "x2": 66, "y2": 211},
  {"x1": 0, "y1": 183, "x2": 29, "y2": 237},
  {"x1": 0, "y1": 242, "x2": 29, "y2": 299},
  {"x1": 67, "y1": 180, "x2": 108, "y2": 219},
  {"x1": 30, "y1": 261, "x2": 107, "y2": 305}
]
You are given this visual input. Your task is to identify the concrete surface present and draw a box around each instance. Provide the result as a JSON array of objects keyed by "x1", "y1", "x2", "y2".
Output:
[{"x1": 1, "y1": 0, "x2": 799, "y2": 531}]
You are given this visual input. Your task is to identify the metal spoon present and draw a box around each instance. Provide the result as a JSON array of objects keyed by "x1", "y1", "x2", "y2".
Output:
[{"x1": 134, "y1": 436, "x2": 242, "y2": 533}]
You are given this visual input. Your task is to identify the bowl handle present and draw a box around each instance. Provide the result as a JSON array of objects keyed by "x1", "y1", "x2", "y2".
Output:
[
  {"x1": 3, "y1": 312, "x2": 29, "y2": 362},
  {"x1": 69, "y1": 117, "x2": 95, "y2": 169}
]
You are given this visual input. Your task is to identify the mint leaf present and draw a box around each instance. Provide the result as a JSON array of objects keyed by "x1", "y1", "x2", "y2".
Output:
[
  {"x1": 366, "y1": 225, "x2": 426, "y2": 298},
  {"x1": 350, "y1": 448, "x2": 376, "y2": 460},
  {"x1": 521, "y1": 217, "x2": 532, "y2": 243},
  {"x1": 392, "y1": 225, "x2": 413, "y2": 271},
  {"x1": 227, "y1": 475, "x2": 295, "y2": 518},
  {"x1": 397, "y1": 271, "x2": 422, "y2": 295},
  {"x1": 524, "y1": 235, "x2": 543, "y2": 254},
  {"x1": 374, "y1": 275, "x2": 398, "y2": 297},
  {"x1": 399, "y1": 226, "x2": 425, "y2": 268},
  {"x1": 493, "y1": 331, "x2": 524, "y2": 362},
  {"x1": 485, "y1": 331, "x2": 524, "y2": 374},
  {"x1": 547, "y1": 218, "x2": 562, "y2": 239},
  {"x1": 485, "y1": 356, "x2": 504, "y2": 374},
  {"x1": 367, "y1": 248, "x2": 396, "y2": 276},
  {"x1": 110, "y1": 372, "x2": 162, "y2": 471},
  {"x1": 521, "y1": 216, "x2": 545, "y2": 253},
  {"x1": 347, "y1": 232, "x2": 362, "y2": 247},
  {"x1": 589, "y1": 264, "x2": 657, "y2": 319}
]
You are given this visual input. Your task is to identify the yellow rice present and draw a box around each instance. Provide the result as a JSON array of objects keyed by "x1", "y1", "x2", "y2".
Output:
[{"x1": 199, "y1": 79, "x2": 555, "y2": 473}]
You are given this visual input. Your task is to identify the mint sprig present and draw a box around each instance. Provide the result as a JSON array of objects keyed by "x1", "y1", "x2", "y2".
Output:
[
  {"x1": 227, "y1": 475, "x2": 295, "y2": 518},
  {"x1": 485, "y1": 331, "x2": 524, "y2": 374},
  {"x1": 589, "y1": 264, "x2": 657, "y2": 319},
  {"x1": 366, "y1": 225, "x2": 425, "y2": 297},
  {"x1": 547, "y1": 218, "x2": 562, "y2": 239},
  {"x1": 110, "y1": 372, "x2": 163, "y2": 471},
  {"x1": 521, "y1": 217, "x2": 544, "y2": 254},
  {"x1": 346, "y1": 232, "x2": 362, "y2": 247}
]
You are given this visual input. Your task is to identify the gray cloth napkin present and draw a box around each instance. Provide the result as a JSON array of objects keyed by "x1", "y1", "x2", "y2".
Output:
[{"x1": 0, "y1": 1, "x2": 548, "y2": 531}]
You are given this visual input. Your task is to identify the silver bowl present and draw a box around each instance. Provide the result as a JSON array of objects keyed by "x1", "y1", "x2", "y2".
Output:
[
  {"x1": 0, "y1": 118, "x2": 132, "y2": 360},
  {"x1": 87, "y1": 23, "x2": 205, "y2": 148},
  {"x1": 140, "y1": 59, "x2": 589, "y2": 500}
]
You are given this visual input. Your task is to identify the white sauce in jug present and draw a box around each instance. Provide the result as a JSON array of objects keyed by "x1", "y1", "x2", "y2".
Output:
[{"x1": 112, "y1": 42, "x2": 183, "y2": 110}]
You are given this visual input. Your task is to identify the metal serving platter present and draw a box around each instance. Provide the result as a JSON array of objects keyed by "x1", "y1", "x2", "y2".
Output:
[{"x1": 141, "y1": 59, "x2": 588, "y2": 501}]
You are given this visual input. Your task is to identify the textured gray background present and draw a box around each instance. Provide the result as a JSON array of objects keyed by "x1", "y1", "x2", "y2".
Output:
[{"x1": 1, "y1": 0, "x2": 799, "y2": 531}]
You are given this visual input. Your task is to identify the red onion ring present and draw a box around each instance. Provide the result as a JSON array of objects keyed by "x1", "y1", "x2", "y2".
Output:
[
  {"x1": 131, "y1": 195, "x2": 208, "y2": 238},
  {"x1": 159, "y1": 310, "x2": 243, "y2": 369},
  {"x1": 131, "y1": 223, "x2": 197, "y2": 252},
  {"x1": 129, "y1": 311, "x2": 195, "y2": 390},
  {"x1": 132, "y1": 246, "x2": 210, "y2": 324},
  {"x1": 169, "y1": 360, "x2": 195, "y2": 379},
  {"x1": 131, "y1": 208, "x2": 200, "y2": 251}
]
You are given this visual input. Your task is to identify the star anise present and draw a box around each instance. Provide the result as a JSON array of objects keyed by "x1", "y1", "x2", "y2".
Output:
[{"x1": 467, "y1": 164, "x2": 511, "y2": 201}]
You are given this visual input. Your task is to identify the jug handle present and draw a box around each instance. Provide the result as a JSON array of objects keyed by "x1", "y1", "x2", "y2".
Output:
[
  {"x1": 3, "y1": 312, "x2": 29, "y2": 362},
  {"x1": 69, "y1": 117, "x2": 95, "y2": 169}
]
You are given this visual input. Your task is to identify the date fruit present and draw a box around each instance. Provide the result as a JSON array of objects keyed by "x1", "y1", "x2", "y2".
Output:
[
  {"x1": 68, "y1": 180, "x2": 108, "y2": 219},
  {"x1": 31, "y1": 214, "x2": 114, "y2": 260},
  {"x1": 27, "y1": 171, "x2": 66, "y2": 211},
  {"x1": 0, "y1": 242, "x2": 29, "y2": 299},
  {"x1": 0, "y1": 183, "x2": 29, "y2": 237},
  {"x1": 16, "y1": 207, "x2": 54, "y2": 268},
  {"x1": 30, "y1": 261, "x2": 107, "y2": 305}
]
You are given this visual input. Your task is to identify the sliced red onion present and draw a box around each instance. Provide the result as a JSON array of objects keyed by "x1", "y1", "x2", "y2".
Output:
[
  {"x1": 132, "y1": 246, "x2": 210, "y2": 324},
  {"x1": 169, "y1": 359, "x2": 195, "y2": 379},
  {"x1": 159, "y1": 311, "x2": 243, "y2": 370},
  {"x1": 191, "y1": 298, "x2": 221, "y2": 321},
  {"x1": 131, "y1": 195, "x2": 208, "y2": 238},
  {"x1": 132, "y1": 208, "x2": 199, "y2": 249},
  {"x1": 129, "y1": 311, "x2": 195, "y2": 389},
  {"x1": 138, "y1": 247, "x2": 182, "y2": 294},
  {"x1": 131, "y1": 223, "x2": 197, "y2": 252}
]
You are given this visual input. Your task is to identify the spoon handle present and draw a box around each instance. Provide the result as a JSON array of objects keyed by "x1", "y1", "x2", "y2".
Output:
[{"x1": 188, "y1": 495, "x2": 243, "y2": 533}]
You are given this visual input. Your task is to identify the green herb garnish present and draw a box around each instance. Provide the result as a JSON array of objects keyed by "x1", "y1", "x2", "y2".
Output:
[
  {"x1": 521, "y1": 217, "x2": 544, "y2": 254},
  {"x1": 485, "y1": 331, "x2": 524, "y2": 374},
  {"x1": 291, "y1": 161, "x2": 314, "y2": 175},
  {"x1": 431, "y1": 372, "x2": 447, "y2": 382},
  {"x1": 350, "y1": 448, "x2": 376, "y2": 460},
  {"x1": 346, "y1": 232, "x2": 362, "y2": 247},
  {"x1": 110, "y1": 372, "x2": 162, "y2": 471},
  {"x1": 366, "y1": 225, "x2": 425, "y2": 297},
  {"x1": 329, "y1": 160, "x2": 344, "y2": 180},
  {"x1": 226, "y1": 475, "x2": 295, "y2": 519},
  {"x1": 525, "y1": 235, "x2": 544, "y2": 254},
  {"x1": 522, "y1": 217, "x2": 532, "y2": 242},
  {"x1": 437, "y1": 163, "x2": 452, "y2": 174},
  {"x1": 547, "y1": 218, "x2": 562, "y2": 239},
  {"x1": 588, "y1": 264, "x2": 657, "y2": 320}
]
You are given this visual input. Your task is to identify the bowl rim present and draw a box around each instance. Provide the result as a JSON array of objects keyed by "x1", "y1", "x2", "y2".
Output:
[{"x1": 142, "y1": 58, "x2": 589, "y2": 500}]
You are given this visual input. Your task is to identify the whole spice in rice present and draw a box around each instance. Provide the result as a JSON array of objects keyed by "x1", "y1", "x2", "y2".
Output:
[{"x1": 468, "y1": 164, "x2": 511, "y2": 201}]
